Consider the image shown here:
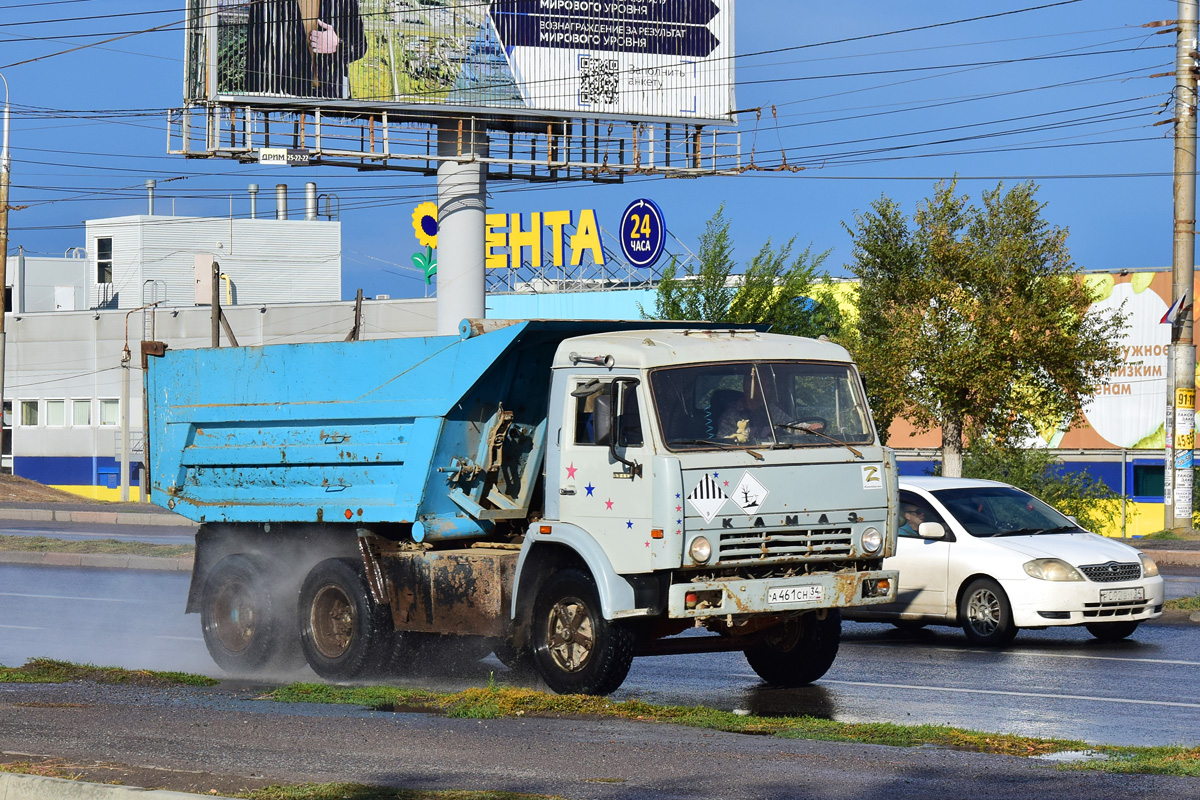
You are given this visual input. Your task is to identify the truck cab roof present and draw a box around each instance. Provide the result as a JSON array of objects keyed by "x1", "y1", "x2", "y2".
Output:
[{"x1": 552, "y1": 328, "x2": 854, "y2": 371}]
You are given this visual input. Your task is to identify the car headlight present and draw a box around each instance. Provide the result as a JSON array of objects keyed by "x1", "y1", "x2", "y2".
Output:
[
  {"x1": 1023, "y1": 558, "x2": 1084, "y2": 581},
  {"x1": 860, "y1": 527, "x2": 883, "y2": 555},
  {"x1": 689, "y1": 536, "x2": 712, "y2": 564},
  {"x1": 1139, "y1": 552, "x2": 1159, "y2": 578}
]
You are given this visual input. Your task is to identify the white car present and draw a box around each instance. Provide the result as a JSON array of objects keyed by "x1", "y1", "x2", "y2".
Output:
[{"x1": 844, "y1": 476, "x2": 1164, "y2": 646}]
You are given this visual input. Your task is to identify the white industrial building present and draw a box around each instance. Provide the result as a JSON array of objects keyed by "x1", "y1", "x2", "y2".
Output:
[{"x1": 2, "y1": 183, "x2": 438, "y2": 499}]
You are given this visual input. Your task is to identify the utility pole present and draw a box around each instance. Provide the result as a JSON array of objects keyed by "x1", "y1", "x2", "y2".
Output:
[
  {"x1": 1167, "y1": 0, "x2": 1199, "y2": 532},
  {"x1": 0, "y1": 73, "x2": 11, "y2": 468}
]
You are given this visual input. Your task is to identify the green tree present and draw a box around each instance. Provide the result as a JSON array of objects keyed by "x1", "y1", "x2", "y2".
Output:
[
  {"x1": 846, "y1": 180, "x2": 1126, "y2": 477},
  {"x1": 646, "y1": 206, "x2": 841, "y2": 338}
]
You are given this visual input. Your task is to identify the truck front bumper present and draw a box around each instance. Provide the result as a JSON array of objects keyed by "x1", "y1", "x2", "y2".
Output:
[{"x1": 667, "y1": 569, "x2": 899, "y2": 620}]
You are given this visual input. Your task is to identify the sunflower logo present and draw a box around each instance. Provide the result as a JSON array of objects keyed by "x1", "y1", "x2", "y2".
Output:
[
  {"x1": 411, "y1": 201, "x2": 439, "y2": 284},
  {"x1": 412, "y1": 201, "x2": 438, "y2": 249}
]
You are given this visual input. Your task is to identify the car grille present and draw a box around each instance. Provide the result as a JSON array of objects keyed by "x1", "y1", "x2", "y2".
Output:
[
  {"x1": 1079, "y1": 561, "x2": 1141, "y2": 583},
  {"x1": 1082, "y1": 599, "x2": 1150, "y2": 618},
  {"x1": 718, "y1": 527, "x2": 853, "y2": 564}
]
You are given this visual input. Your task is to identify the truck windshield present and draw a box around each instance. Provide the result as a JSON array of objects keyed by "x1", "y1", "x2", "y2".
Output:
[{"x1": 650, "y1": 361, "x2": 874, "y2": 452}]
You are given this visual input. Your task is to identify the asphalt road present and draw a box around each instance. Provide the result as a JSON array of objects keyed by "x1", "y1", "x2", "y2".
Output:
[{"x1": 1, "y1": 562, "x2": 1197, "y2": 749}]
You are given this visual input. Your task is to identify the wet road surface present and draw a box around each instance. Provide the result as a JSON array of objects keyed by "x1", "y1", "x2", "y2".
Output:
[{"x1": 0, "y1": 562, "x2": 1195, "y2": 747}]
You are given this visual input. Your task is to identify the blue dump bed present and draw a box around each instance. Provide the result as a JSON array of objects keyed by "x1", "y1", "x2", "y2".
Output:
[{"x1": 144, "y1": 320, "x2": 685, "y2": 536}]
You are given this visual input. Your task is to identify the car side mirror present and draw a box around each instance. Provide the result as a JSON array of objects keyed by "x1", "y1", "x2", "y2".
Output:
[{"x1": 918, "y1": 521, "x2": 946, "y2": 540}]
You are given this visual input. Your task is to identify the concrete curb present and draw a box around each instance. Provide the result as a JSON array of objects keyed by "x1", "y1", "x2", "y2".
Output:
[
  {"x1": 0, "y1": 773, "x2": 232, "y2": 800},
  {"x1": 0, "y1": 551, "x2": 194, "y2": 572},
  {"x1": 1143, "y1": 550, "x2": 1200, "y2": 567},
  {"x1": 0, "y1": 508, "x2": 194, "y2": 528}
]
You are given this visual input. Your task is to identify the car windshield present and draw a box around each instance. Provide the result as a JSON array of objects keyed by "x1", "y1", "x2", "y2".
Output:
[
  {"x1": 930, "y1": 486, "x2": 1084, "y2": 538},
  {"x1": 650, "y1": 361, "x2": 874, "y2": 452}
]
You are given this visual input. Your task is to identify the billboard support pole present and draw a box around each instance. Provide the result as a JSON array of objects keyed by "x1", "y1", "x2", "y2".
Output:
[
  {"x1": 1168, "y1": 0, "x2": 1198, "y2": 532},
  {"x1": 435, "y1": 121, "x2": 488, "y2": 336}
]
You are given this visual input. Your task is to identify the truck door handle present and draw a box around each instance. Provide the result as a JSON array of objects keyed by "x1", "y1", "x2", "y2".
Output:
[{"x1": 559, "y1": 488, "x2": 576, "y2": 496}]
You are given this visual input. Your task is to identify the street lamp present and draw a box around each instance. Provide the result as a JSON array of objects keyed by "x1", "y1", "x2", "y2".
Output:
[{"x1": 0, "y1": 71, "x2": 10, "y2": 469}]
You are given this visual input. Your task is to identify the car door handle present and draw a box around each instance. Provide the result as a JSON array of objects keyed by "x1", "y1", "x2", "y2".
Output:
[{"x1": 560, "y1": 488, "x2": 576, "y2": 496}]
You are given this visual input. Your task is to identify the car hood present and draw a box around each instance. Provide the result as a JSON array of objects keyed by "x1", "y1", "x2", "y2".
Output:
[{"x1": 987, "y1": 532, "x2": 1142, "y2": 566}]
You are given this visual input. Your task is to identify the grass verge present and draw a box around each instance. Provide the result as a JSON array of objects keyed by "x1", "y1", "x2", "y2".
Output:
[
  {"x1": 0, "y1": 658, "x2": 217, "y2": 687},
  {"x1": 0, "y1": 534, "x2": 193, "y2": 558},
  {"x1": 268, "y1": 681, "x2": 1200, "y2": 776},
  {"x1": 1166, "y1": 594, "x2": 1200, "y2": 612},
  {"x1": 236, "y1": 785, "x2": 564, "y2": 800},
  {"x1": 3, "y1": 660, "x2": 1196, "y2": 778}
]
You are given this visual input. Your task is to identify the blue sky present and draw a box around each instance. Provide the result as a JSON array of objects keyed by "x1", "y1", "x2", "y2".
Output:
[{"x1": 0, "y1": 1, "x2": 1178, "y2": 300}]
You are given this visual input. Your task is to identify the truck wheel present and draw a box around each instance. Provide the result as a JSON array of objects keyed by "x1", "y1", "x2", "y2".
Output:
[
  {"x1": 744, "y1": 610, "x2": 841, "y2": 686},
  {"x1": 959, "y1": 578, "x2": 1018, "y2": 647},
  {"x1": 200, "y1": 555, "x2": 283, "y2": 674},
  {"x1": 530, "y1": 568, "x2": 635, "y2": 695},
  {"x1": 298, "y1": 558, "x2": 391, "y2": 681}
]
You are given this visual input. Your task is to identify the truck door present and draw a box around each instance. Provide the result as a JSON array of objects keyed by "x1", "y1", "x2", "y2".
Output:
[{"x1": 557, "y1": 376, "x2": 654, "y2": 574}]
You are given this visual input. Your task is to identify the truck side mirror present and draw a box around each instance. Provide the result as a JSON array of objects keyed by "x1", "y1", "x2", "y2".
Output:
[{"x1": 606, "y1": 379, "x2": 641, "y2": 478}]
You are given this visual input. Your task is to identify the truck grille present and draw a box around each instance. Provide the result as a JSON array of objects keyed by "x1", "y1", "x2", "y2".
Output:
[
  {"x1": 718, "y1": 527, "x2": 853, "y2": 564},
  {"x1": 1079, "y1": 561, "x2": 1141, "y2": 583}
]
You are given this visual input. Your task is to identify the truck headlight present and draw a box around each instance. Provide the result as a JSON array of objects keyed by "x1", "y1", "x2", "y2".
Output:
[
  {"x1": 689, "y1": 536, "x2": 712, "y2": 564},
  {"x1": 1023, "y1": 558, "x2": 1084, "y2": 581},
  {"x1": 861, "y1": 527, "x2": 883, "y2": 555},
  {"x1": 1139, "y1": 552, "x2": 1159, "y2": 578}
]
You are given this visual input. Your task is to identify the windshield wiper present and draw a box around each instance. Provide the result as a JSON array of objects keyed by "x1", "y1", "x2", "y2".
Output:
[
  {"x1": 775, "y1": 422, "x2": 863, "y2": 459},
  {"x1": 993, "y1": 527, "x2": 1052, "y2": 537},
  {"x1": 668, "y1": 439, "x2": 764, "y2": 461}
]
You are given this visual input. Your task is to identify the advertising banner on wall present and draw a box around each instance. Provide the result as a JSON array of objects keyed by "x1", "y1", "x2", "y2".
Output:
[{"x1": 189, "y1": 0, "x2": 736, "y2": 124}]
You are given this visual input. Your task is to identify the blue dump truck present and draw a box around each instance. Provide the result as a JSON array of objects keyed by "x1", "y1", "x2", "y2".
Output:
[{"x1": 143, "y1": 319, "x2": 898, "y2": 695}]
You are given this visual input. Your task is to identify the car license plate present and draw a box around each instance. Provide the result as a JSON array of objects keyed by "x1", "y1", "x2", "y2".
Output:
[
  {"x1": 769, "y1": 585, "x2": 824, "y2": 604},
  {"x1": 1099, "y1": 587, "x2": 1144, "y2": 603}
]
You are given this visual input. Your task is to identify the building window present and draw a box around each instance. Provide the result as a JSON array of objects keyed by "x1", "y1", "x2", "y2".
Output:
[
  {"x1": 45, "y1": 400, "x2": 65, "y2": 427},
  {"x1": 96, "y1": 237, "x2": 113, "y2": 284},
  {"x1": 2, "y1": 401, "x2": 10, "y2": 456},
  {"x1": 99, "y1": 399, "x2": 119, "y2": 426},
  {"x1": 1133, "y1": 464, "x2": 1165, "y2": 498},
  {"x1": 20, "y1": 401, "x2": 38, "y2": 426},
  {"x1": 73, "y1": 399, "x2": 91, "y2": 426}
]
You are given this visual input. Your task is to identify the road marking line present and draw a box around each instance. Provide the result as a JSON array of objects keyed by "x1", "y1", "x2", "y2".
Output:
[
  {"x1": 0, "y1": 624, "x2": 43, "y2": 630},
  {"x1": 0, "y1": 592, "x2": 140, "y2": 603},
  {"x1": 843, "y1": 642, "x2": 1200, "y2": 667},
  {"x1": 823, "y1": 680, "x2": 1200, "y2": 708}
]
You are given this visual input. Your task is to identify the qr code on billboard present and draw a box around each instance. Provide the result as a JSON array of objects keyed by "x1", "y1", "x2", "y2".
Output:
[{"x1": 579, "y1": 56, "x2": 619, "y2": 105}]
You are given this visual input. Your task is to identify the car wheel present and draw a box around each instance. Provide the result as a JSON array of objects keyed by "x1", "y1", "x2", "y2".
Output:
[
  {"x1": 1086, "y1": 621, "x2": 1140, "y2": 641},
  {"x1": 298, "y1": 558, "x2": 391, "y2": 681},
  {"x1": 959, "y1": 578, "x2": 1017, "y2": 647},
  {"x1": 530, "y1": 568, "x2": 635, "y2": 695},
  {"x1": 744, "y1": 610, "x2": 841, "y2": 686}
]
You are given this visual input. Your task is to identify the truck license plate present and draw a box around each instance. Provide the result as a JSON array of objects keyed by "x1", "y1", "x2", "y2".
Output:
[
  {"x1": 768, "y1": 585, "x2": 824, "y2": 604},
  {"x1": 1099, "y1": 587, "x2": 1144, "y2": 603}
]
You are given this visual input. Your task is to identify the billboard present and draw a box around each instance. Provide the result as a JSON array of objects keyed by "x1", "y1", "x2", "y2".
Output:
[{"x1": 189, "y1": 1, "x2": 736, "y2": 124}]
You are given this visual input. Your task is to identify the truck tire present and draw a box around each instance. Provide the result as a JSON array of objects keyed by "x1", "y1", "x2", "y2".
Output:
[
  {"x1": 530, "y1": 568, "x2": 635, "y2": 695},
  {"x1": 298, "y1": 558, "x2": 391, "y2": 681},
  {"x1": 200, "y1": 555, "x2": 285, "y2": 674},
  {"x1": 744, "y1": 610, "x2": 841, "y2": 686}
]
